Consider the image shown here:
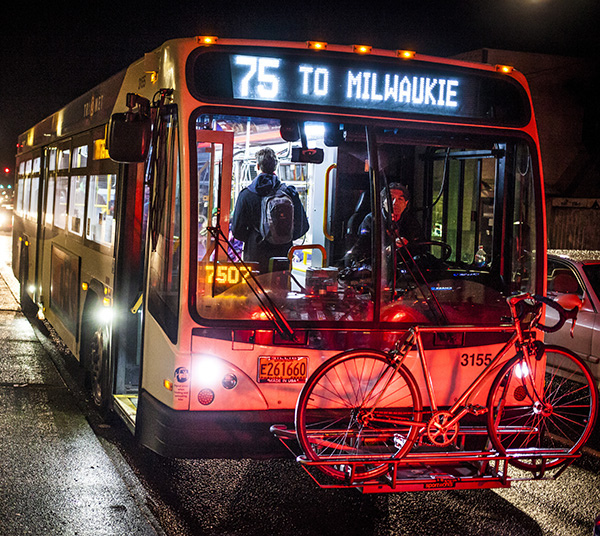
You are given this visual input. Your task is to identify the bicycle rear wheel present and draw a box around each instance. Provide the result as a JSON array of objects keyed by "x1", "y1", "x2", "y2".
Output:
[
  {"x1": 295, "y1": 349, "x2": 422, "y2": 481},
  {"x1": 487, "y1": 345, "x2": 598, "y2": 471}
]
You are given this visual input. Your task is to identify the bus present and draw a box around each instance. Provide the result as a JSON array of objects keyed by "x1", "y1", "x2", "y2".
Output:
[{"x1": 13, "y1": 37, "x2": 543, "y2": 459}]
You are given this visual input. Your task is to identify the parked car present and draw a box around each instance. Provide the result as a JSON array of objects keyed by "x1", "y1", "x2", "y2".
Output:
[{"x1": 545, "y1": 250, "x2": 600, "y2": 387}]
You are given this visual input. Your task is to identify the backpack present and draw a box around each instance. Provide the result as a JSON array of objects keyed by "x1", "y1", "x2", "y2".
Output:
[{"x1": 259, "y1": 185, "x2": 295, "y2": 244}]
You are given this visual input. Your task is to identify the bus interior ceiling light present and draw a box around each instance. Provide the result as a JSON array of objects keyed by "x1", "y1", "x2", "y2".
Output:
[{"x1": 304, "y1": 122, "x2": 325, "y2": 138}]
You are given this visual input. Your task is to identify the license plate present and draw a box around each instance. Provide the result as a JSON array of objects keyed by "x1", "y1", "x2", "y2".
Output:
[{"x1": 257, "y1": 356, "x2": 308, "y2": 383}]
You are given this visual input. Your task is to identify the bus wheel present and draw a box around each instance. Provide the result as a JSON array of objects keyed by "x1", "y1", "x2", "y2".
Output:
[
  {"x1": 18, "y1": 251, "x2": 35, "y2": 316},
  {"x1": 85, "y1": 324, "x2": 111, "y2": 412}
]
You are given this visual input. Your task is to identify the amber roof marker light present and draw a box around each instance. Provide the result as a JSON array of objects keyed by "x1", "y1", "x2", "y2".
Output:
[
  {"x1": 197, "y1": 36, "x2": 218, "y2": 46},
  {"x1": 307, "y1": 41, "x2": 328, "y2": 50},
  {"x1": 396, "y1": 50, "x2": 416, "y2": 59},
  {"x1": 352, "y1": 44, "x2": 372, "y2": 54},
  {"x1": 495, "y1": 64, "x2": 514, "y2": 74}
]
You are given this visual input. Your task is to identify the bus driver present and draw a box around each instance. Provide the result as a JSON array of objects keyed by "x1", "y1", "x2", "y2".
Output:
[{"x1": 346, "y1": 183, "x2": 424, "y2": 265}]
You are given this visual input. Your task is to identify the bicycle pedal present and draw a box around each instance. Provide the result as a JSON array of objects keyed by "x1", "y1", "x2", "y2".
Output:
[{"x1": 467, "y1": 404, "x2": 487, "y2": 416}]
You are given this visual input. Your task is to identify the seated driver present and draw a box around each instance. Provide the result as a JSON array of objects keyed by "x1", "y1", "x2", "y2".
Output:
[{"x1": 346, "y1": 183, "x2": 424, "y2": 265}]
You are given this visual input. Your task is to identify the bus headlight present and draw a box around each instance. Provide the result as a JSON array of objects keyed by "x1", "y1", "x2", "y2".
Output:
[
  {"x1": 196, "y1": 356, "x2": 224, "y2": 387},
  {"x1": 194, "y1": 356, "x2": 238, "y2": 392},
  {"x1": 96, "y1": 304, "x2": 113, "y2": 325}
]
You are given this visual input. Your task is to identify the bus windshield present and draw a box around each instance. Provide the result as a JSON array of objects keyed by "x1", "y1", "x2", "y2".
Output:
[{"x1": 193, "y1": 113, "x2": 536, "y2": 327}]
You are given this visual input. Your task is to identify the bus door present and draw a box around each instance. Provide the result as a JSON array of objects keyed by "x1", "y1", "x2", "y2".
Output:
[
  {"x1": 196, "y1": 129, "x2": 234, "y2": 266},
  {"x1": 37, "y1": 146, "x2": 58, "y2": 298},
  {"x1": 112, "y1": 159, "x2": 148, "y2": 414},
  {"x1": 114, "y1": 105, "x2": 182, "y2": 421},
  {"x1": 425, "y1": 147, "x2": 498, "y2": 269},
  {"x1": 29, "y1": 150, "x2": 44, "y2": 309}
]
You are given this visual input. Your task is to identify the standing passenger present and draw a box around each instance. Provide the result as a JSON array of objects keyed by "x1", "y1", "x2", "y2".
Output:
[{"x1": 231, "y1": 147, "x2": 309, "y2": 273}]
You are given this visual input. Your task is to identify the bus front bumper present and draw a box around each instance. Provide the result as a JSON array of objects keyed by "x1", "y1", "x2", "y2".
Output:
[{"x1": 135, "y1": 389, "x2": 294, "y2": 459}]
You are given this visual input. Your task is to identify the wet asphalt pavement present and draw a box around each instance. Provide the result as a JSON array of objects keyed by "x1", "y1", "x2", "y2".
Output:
[
  {"x1": 1, "y1": 229, "x2": 599, "y2": 536},
  {"x1": 0, "y1": 244, "x2": 163, "y2": 536}
]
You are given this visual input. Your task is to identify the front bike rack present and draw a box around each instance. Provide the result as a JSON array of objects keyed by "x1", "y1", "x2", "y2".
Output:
[{"x1": 270, "y1": 425, "x2": 580, "y2": 494}]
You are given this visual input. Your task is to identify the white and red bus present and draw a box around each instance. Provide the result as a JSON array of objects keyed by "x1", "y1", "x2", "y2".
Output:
[{"x1": 13, "y1": 37, "x2": 543, "y2": 458}]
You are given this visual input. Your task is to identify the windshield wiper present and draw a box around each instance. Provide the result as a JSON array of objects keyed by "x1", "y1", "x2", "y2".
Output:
[{"x1": 206, "y1": 224, "x2": 295, "y2": 341}]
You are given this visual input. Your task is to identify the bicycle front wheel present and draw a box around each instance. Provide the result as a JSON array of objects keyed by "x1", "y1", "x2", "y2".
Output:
[
  {"x1": 295, "y1": 349, "x2": 422, "y2": 481},
  {"x1": 487, "y1": 344, "x2": 598, "y2": 471}
]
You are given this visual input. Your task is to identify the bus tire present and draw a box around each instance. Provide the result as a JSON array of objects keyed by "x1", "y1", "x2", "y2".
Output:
[
  {"x1": 82, "y1": 317, "x2": 112, "y2": 414},
  {"x1": 18, "y1": 249, "x2": 35, "y2": 316}
]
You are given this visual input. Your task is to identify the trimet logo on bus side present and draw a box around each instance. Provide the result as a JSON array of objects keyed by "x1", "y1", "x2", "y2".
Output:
[{"x1": 83, "y1": 94, "x2": 104, "y2": 119}]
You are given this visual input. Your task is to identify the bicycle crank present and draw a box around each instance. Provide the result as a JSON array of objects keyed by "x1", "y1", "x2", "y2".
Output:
[{"x1": 426, "y1": 411, "x2": 460, "y2": 447}]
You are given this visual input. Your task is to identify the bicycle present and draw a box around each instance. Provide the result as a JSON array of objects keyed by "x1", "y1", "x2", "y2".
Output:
[{"x1": 294, "y1": 293, "x2": 599, "y2": 481}]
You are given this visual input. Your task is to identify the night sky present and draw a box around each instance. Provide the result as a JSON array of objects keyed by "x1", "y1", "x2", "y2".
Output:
[{"x1": 1, "y1": 0, "x2": 598, "y2": 174}]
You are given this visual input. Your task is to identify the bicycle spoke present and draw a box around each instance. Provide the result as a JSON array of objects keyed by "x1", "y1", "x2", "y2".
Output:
[
  {"x1": 296, "y1": 350, "x2": 421, "y2": 481},
  {"x1": 488, "y1": 347, "x2": 598, "y2": 471}
]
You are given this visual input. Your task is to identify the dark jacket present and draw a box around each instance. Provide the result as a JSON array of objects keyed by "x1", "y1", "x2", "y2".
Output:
[
  {"x1": 231, "y1": 173, "x2": 309, "y2": 272},
  {"x1": 347, "y1": 210, "x2": 424, "y2": 264}
]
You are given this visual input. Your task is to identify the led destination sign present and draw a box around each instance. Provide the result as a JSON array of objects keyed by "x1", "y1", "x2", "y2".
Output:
[
  {"x1": 188, "y1": 49, "x2": 529, "y2": 125},
  {"x1": 232, "y1": 54, "x2": 461, "y2": 113}
]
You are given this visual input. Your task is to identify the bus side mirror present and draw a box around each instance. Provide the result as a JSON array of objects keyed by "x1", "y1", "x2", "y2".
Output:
[{"x1": 107, "y1": 113, "x2": 152, "y2": 163}]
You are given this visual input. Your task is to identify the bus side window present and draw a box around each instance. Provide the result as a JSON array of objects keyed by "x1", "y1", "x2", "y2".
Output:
[
  {"x1": 86, "y1": 174, "x2": 116, "y2": 246},
  {"x1": 22, "y1": 175, "x2": 31, "y2": 220},
  {"x1": 29, "y1": 157, "x2": 41, "y2": 222},
  {"x1": 68, "y1": 175, "x2": 86, "y2": 236},
  {"x1": 54, "y1": 177, "x2": 69, "y2": 229},
  {"x1": 29, "y1": 176, "x2": 39, "y2": 222},
  {"x1": 16, "y1": 177, "x2": 24, "y2": 215},
  {"x1": 45, "y1": 177, "x2": 55, "y2": 227}
]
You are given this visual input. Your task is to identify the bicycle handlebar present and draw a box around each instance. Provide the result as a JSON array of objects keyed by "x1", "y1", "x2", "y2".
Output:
[
  {"x1": 533, "y1": 294, "x2": 579, "y2": 333},
  {"x1": 509, "y1": 293, "x2": 579, "y2": 334}
]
